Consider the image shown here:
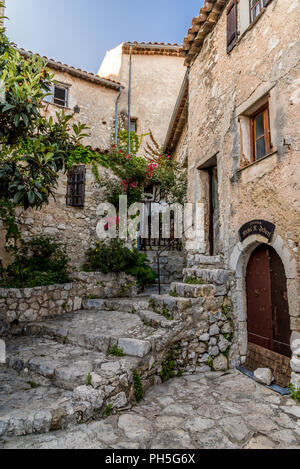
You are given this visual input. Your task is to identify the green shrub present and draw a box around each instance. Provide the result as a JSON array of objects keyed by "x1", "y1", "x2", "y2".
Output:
[
  {"x1": 83, "y1": 239, "x2": 157, "y2": 290},
  {"x1": 0, "y1": 235, "x2": 70, "y2": 288}
]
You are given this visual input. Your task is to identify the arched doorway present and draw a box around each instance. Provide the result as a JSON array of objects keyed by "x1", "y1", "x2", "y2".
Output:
[{"x1": 246, "y1": 244, "x2": 292, "y2": 386}]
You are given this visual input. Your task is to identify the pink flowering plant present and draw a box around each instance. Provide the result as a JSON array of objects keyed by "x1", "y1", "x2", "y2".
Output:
[{"x1": 91, "y1": 129, "x2": 187, "y2": 207}]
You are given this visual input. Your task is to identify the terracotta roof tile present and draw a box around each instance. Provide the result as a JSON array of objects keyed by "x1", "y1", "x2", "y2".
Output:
[
  {"x1": 17, "y1": 48, "x2": 123, "y2": 90},
  {"x1": 183, "y1": 0, "x2": 228, "y2": 66},
  {"x1": 122, "y1": 41, "x2": 183, "y2": 57}
]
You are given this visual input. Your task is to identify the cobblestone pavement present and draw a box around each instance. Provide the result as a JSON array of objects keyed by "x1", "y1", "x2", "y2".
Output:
[{"x1": 1, "y1": 370, "x2": 299, "y2": 449}]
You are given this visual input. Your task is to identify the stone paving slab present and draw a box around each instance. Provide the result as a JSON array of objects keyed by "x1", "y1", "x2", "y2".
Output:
[{"x1": 2, "y1": 370, "x2": 299, "y2": 449}]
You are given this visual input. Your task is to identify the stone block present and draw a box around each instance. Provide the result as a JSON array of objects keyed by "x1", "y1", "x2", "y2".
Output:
[{"x1": 118, "y1": 338, "x2": 151, "y2": 358}]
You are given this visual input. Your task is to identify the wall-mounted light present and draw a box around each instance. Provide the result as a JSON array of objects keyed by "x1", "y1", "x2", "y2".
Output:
[{"x1": 73, "y1": 105, "x2": 80, "y2": 114}]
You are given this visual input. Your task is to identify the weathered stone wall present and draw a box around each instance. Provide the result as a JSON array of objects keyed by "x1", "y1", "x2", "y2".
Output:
[
  {"x1": 0, "y1": 164, "x2": 115, "y2": 269},
  {"x1": 146, "y1": 251, "x2": 185, "y2": 284},
  {"x1": 0, "y1": 272, "x2": 137, "y2": 329},
  {"x1": 172, "y1": 122, "x2": 188, "y2": 167},
  {"x1": 184, "y1": 0, "x2": 300, "y2": 380}
]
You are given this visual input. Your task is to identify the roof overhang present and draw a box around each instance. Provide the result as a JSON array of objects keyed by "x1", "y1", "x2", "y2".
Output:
[
  {"x1": 164, "y1": 69, "x2": 189, "y2": 153},
  {"x1": 183, "y1": 0, "x2": 228, "y2": 66},
  {"x1": 18, "y1": 48, "x2": 123, "y2": 91}
]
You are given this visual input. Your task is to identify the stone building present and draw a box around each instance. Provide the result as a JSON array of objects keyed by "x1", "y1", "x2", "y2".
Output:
[
  {"x1": 0, "y1": 44, "x2": 186, "y2": 278},
  {"x1": 99, "y1": 42, "x2": 186, "y2": 153},
  {"x1": 166, "y1": 0, "x2": 300, "y2": 387},
  {"x1": 0, "y1": 53, "x2": 123, "y2": 268}
]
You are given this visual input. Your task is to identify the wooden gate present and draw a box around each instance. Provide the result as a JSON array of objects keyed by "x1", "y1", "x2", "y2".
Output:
[{"x1": 246, "y1": 244, "x2": 291, "y2": 386}]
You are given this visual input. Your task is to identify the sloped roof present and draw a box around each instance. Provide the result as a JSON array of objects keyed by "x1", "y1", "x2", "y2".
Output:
[
  {"x1": 18, "y1": 48, "x2": 123, "y2": 91},
  {"x1": 183, "y1": 0, "x2": 228, "y2": 66},
  {"x1": 164, "y1": 70, "x2": 189, "y2": 153},
  {"x1": 122, "y1": 41, "x2": 183, "y2": 57}
]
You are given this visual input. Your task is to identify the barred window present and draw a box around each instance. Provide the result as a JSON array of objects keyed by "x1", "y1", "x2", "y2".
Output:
[{"x1": 66, "y1": 165, "x2": 86, "y2": 207}]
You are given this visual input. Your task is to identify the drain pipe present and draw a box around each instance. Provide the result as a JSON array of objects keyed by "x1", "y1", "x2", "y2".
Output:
[
  {"x1": 128, "y1": 45, "x2": 133, "y2": 154},
  {"x1": 115, "y1": 86, "x2": 124, "y2": 147}
]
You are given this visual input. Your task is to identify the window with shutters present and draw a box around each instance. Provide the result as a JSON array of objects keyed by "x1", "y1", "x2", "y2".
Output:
[
  {"x1": 227, "y1": 0, "x2": 238, "y2": 53},
  {"x1": 66, "y1": 165, "x2": 86, "y2": 207}
]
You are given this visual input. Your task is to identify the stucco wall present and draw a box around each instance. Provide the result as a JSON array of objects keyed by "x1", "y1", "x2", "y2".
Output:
[
  {"x1": 99, "y1": 46, "x2": 186, "y2": 151},
  {"x1": 44, "y1": 68, "x2": 118, "y2": 151}
]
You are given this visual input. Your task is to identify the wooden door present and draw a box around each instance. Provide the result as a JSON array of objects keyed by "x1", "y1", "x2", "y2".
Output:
[
  {"x1": 270, "y1": 249, "x2": 291, "y2": 357},
  {"x1": 246, "y1": 245, "x2": 273, "y2": 349},
  {"x1": 246, "y1": 245, "x2": 291, "y2": 357}
]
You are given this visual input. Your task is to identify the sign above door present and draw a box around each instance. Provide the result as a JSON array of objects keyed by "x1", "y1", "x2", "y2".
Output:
[{"x1": 238, "y1": 220, "x2": 275, "y2": 243}]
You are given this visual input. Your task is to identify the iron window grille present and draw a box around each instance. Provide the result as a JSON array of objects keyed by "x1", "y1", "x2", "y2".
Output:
[{"x1": 66, "y1": 165, "x2": 86, "y2": 207}]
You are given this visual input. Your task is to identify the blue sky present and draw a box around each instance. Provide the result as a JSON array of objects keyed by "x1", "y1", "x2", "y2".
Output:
[{"x1": 5, "y1": 0, "x2": 204, "y2": 74}]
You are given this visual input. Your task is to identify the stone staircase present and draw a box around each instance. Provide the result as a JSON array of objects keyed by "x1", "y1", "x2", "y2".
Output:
[
  {"x1": 0, "y1": 294, "x2": 186, "y2": 438},
  {"x1": 0, "y1": 255, "x2": 235, "y2": 440}
]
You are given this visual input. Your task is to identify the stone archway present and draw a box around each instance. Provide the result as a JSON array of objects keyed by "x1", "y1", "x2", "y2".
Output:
[{"x1": 229, "y1": 233, "x2": 300, "y2": 388}]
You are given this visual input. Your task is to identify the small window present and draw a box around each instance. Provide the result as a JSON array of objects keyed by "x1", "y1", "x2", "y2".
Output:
[
  {"x1": 44, "y1": 83, "x2": 69, "y2": 108},
  {"x1": 54, "y1": 85, "x2": 68, "y2": 107},
  {"x1": 250, "y1": 0, "x2": 264, "y2": 22},
  {"x1": 130, "y1": 118, "x2": 137, "y2": 133},
  {"x1": 250, "y1": 105, "x2": 272, "y2": 161},
  {"x1": 66, "y1": 165, "x2": 86, "y2": 207}
]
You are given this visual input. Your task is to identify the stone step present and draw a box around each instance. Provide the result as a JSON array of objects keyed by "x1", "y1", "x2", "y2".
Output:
[
  {"x1": 84, "y1": 297, "x2": 150, "y2": 313},
  {"x1": 5, "y1": 336, "x2": 140, "y2": 391},
  {"x1": 22, "y1": 309, "x2": 158, "y2": 355},
  {"x1": 0, "y1": 364, "x2": 76, "y2": 438},
  {"x1": 170, "y1": 282, "x2": 215, "y2": 299},
  {"x1": 187, "y1": 254, "x2": 223, "y2": 268},
  {"x1": 183, "y1": 268, "x2": 231, "y2": 290},
  {"x1": 150, "y1": 293, "x2": 224, "y2": 317},
  {"x1": 137, "y1": 309, "x2": 178, "y2": 329},
  {"x1": 0, "y1": 354, "x2": 138, "y2": 438}
]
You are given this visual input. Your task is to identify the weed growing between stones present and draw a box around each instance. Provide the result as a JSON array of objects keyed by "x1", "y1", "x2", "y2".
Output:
[
  {"x1": 86, "y1": 373, "x2": 92, "y2": 386},
  {"x1": 132, "y1": 369, "x2": 144, "y2": 402},
  {"x1": 288, "y1": 381, "x2": 300, "y2": 401},
  {"x1": 27, "y1": 381, "x2": 40, "y2": 389},
  {"x1": 206, "y1": 356, "x2": 214, "y2": 371},
  {"x1": 185, "y1": 277, "x2": 204, "y2": 285},
  {"x1": 85, "y1": 295, "x2": 99, "y2": 300},
  {"x1": 161, "y1": 308, "x2": 173, "y2": 321},
  {"x1": 108, "y1": 346, "x2": 125, "y2": 357},
  {"x1": 159, "y1": 345, "x2": 183, "y2": 382},
  {"x1": 148, "y1": 299, "x2": 173, "y2": 320},
  {"x1": 104, "y1": 404, "x2": 114, "y2": 416},
  {"x1": 169, "y1": 289, "x2": 178, "y2": 297}
]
